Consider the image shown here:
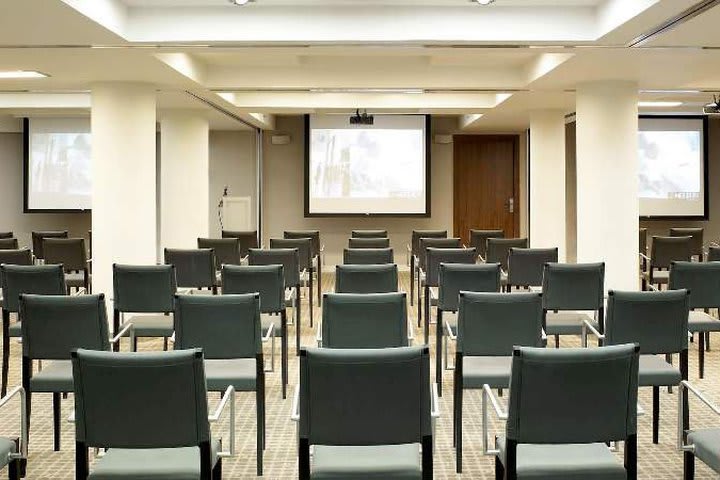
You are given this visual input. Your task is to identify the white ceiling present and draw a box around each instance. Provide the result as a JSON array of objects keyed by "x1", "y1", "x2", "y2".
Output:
[{"x1": 121, "y1": 0, "x2": 604, "y2": 6}]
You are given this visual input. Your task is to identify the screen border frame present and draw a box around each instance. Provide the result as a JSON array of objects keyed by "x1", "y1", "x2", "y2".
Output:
[
  {"x1": 638, "y1": 114, "x2": 709, "y2": 221},
  {"x1": 303, "y1": 113, "x2": 432, "y2": 218}
]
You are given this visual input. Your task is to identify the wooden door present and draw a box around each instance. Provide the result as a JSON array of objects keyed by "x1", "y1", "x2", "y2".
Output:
[{"x1": 453, "y1": 135, "x2": 519, "y2": 245}]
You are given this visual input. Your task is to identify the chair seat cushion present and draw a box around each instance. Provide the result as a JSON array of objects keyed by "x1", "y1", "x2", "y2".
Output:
[
  {"x1": 89, "y1": 439, "x2": 221, "y2": 480},
  {"x1": 688, "y1": 428, "x2": 720, "y2": 473},
  {"x1": 545, "y1": 312, "x2": 596, "y2": 336},
  {"x1": 497, "y1": 436, "x2": 627, "y2": 479},
  {"x1": 122, "y1": 314, "x2": 174, "y2": 337},
  {"x1": 204, "y1": 358, "x2": 256, "y2": 392},
  {"x1": 261, "y1": 313, "x2": 282, "y2": 338},
  {"x1": 30, "y1": 360, "x2": 73, "y2": 392},
  {"x1": 462, "y1": 356, "x2": 513, "y2": 389},
  {"x1": 688, "y1": 311, "x2": 720, "y2": 333},
  {"x1": 8, "y1": 321, "x2": 21, "y2": 337},
  {"x1": 312, "y1": 443, "x2": 421, "y2": 479},
  {"x1": 638, "y1": 355, "x2": 681, "y2": 387},
  {"x1": 65, "y1": 272, "x2": 89, "y2": 287},
  {"x1": 0, "y1": 437, "x2": 16, "y2": 469},
  {"x1": 643, "y1": 270, "x2": 669, "y2": 284}
]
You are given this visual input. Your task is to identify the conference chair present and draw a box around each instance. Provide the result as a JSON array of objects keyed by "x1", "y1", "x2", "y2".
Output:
[
  {"x1": 293, "y1": 346, "x2": 438, "y2": 480},
  {"x1": 271, "y1": 238, "x2": 315, "y2": 327},
  {"x1": 197, "y1": 237, "x2": 242, "y2": 285},
  {"x1": 72, "y1": 348, "x2": 233, "y2": 480},
  {"x1": 678, "y1": 381, "x2": 720, "y2": 479},
  {"x1": 0, "y1": 384, "x2": 26, "y2": 480},
  {"x1": 669, "y1": 261, "x2": 720, "y2": 378},
  {"x1": 485, "y1": 237, "x2": 528, "y2": 287},
  {"x1": 43, "y1": 237, "x2": 90, "y2": 293},
  {"x1": 0, "y1": 249, "x2": 33, "y2": 300},
  {"x1": 284, "y1": 230, "x2": 322, "y2": 306},
  {"x1": 0, "y1": 239, "x2": 18, "y2": 250},
  {"x1": 583, "y1": 289, "x2": 689, "y2": 444},
  {"x1": 318, "y1": 292, "x2": 409, "y2": 348},
  {"x1": 174, "y1": 293, "x2": 265, "y2": 475},
  {"x1": 417, "y1": 237, "x2": 462, "y2": 326},
  {"x1": 469, "y1": 229, "x2": 504, "y2": 261},
  {"x1": 505, "y1": 247, "x2": 558, "y2": 292},
  {"x1": 0, "y1": 264, "x2": 66, "y2": 397},
  {"x1": 347, "y1": 237, "x2": 390, "y2": 249},
  {"x1": 342, "y1": 247, "x2": 394, "y2": 265},
  {"x1": 420, "y1": 247, "x2": 476, "y2": 344},
  {"x1": 641, "y1": 235, "x2": 691, "y2": 290},
  {"x1": 671, "y1": 227, "x2": 704, "y2": 261},
  {"x1": 30, "y1": 231, "x2": 67, "y2": 262},
  {"x1": 112, "y1": 264, "x2": 178, "y2": 352},
  {"x1": 222, "y1": 264, "x2": 288, "y2": 398},
  {"x1": 335, "y1": 264, "x2": 398, "y2": 294},
  {"x1": 164, "y1": 248, "x2": 218, "y2": 294},
  {"x1": 0, "y1": 232, "x2": 12, "y2": 239},
  {"x1": 708, "y1": 245, "x2": 720, "y2": 262},
  {"x1": 489, "y1": 344, "x2": 639, "y2": 480},
  {"x1": 453, "y1": 292, "x2": 544, "y2": 473},
  {"x1": 19, "y1": 293, "x2": 131, "y2": 451},
  {"x1": 542, "y1": 262, "x2": 605, "y2": 348},
  {"x1": 351, "y1": 229, "x2": 388, "y2": 238},
  {"x1": 436, "y1": 263, "x2": 501, "y2": 393},
  {"x1": 409, "y1": 230, "x2": 447, "y2": 306}
]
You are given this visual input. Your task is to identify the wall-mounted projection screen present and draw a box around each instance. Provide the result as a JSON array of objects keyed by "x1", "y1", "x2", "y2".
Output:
[
  {"x1": 24, "y1": 117, "x2": 92, "y2": 212},
  {"x1": 639, "y1": 116, "x2": 708, "y2": 219},
  {"x1": 305, "y1": 114, "x2": 430, "y2": 216}
]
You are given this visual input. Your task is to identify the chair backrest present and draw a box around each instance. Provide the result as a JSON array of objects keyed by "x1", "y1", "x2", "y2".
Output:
[
  {"x1": 322, "y1": 293, "x2": 408, "y2": 348},
  {"x1": 486, "y1": 237, "x2": 528, "y2": 271},
  {"x1": 343, "y1": 248, "x2": 394, "y2": 265},
  {"x1": 221, "y1": 264, "x2": 285, "y2": 313},
  {"x1": 458, "y1": 292, "x2": 543, "y2": 356},
  {"x1": 670, "y1": 227, "x2": 703, "y2": 258},
  {"x1": 0, "y1": 238, "x2": 18, "y2": 250},
  {"x1": 335, "y1": 264, "x2": 398, "y2": 294},
  {"x1": 221, "y1": 230, "x2": 258, "y2": 257},
  {"x1": 605, "y1": 289, "x2": 689, "y2": 354},
  {"x1": 197, "y1": 238, "x2": 241, "y2": 270},
  {"x1": 650, "y1": 235, "x2": 691, "y2": 269},
  {"x1": 284, "y1": 230, "x2": 320, "y2": 257},
  {"x1": 0, "y1": 264, "x2": 66, "y2": 312},
  {"x1": 0, "y1": 248, "x2": 33, "y2": 287},
  {"x1": 639, "y1": 228, "x2": 647, "y2": 255},
  {"x1": 299, "y1": 346, "x2": 431, "y2": 446},
  {"x1": 31, "y1": 230, "x2": 68, "y2": 260},
  {"x1": 418, "y1": 237, "x2": 462, "y2": 271},
  {"x1": 174, "y1": 293, "x2": 261, "y2": 359},
  {"x1": 709, "y1": 245, "x2": 720, "y2": 262},
  {"x1": 351, "y1": 230, "x2": 388, "y2": 238},
  {"x1": 248, "y1": 248, "x2": 300, "y2": 287},
  {"x1": 469, "y1": 229, "x2": 504, "y2": 259},
  {"x1": 113, "y1": 264, "x2": 177, "y2": 313},
  {"x1": 507, "y1": 247, "x2": 558, "y2": 287},
  {"x1": 411, "y1": 230, "x2": 447, "y2": 256},
  {"x1": 425, "y1": 247, "x2": 476, "y2": 287},
  {"x1": 270, "y1": 238, "x2": 312, "y2": 270},
  {"x1": 670, "y1": 261, "x2": 720, "y2": 309},
  {"x1": 72, "y1": 348, "x2": 210, "y2": 449},
  {"x1": 20, "y1": 294, "x2": 109, "y2": 360},
  {"x1": 0, "y1": 232, "x2": 13, "y2": 239},
  {"x1": 506, "y1": 344, "x2": 639, "y2": 444},
  {"x1": 348, "y1": 237, "x2": 390, "y2": 249},
  {"x1": 438, "y1": 263, "x2": 501, "y2": 311},
  {"x1": 164, "y1": 248, "x2": 216, "y2": 289},
  {"x1": 43, "y1": 238, "x2": 87, "y2": 272},
  {"x1": 542, "y1": 262, "x2": 604, "y2": 311}
]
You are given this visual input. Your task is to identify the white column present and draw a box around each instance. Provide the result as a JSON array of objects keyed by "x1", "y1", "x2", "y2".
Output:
[
  {"x1": 576, "y1": 81, "x2": 638, "y2": 290},
  {"x1": 529, "y1": 110, "x2": 566, "y2": 261},
  {"x1": 160, "y1": 112, "x2": 209, "y2": 248},
  {"x1": 91, "y1": 83, "x2": 157, "y2": 301}
]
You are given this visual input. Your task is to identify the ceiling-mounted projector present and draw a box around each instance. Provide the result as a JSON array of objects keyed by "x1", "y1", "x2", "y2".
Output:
[
  {"x1": 350, "y1": 109, "x2": 374, "y2": 125},
  {"x1": 704, "y1": 95, "x2": 720, "y2": 115}
]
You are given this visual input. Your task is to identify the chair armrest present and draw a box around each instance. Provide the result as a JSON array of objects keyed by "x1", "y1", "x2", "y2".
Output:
[
  {"x1": 478, "y1": 254, "x2": 486, "y2": 263},
  {"x1": 262, "y1": 322, "x2": 275, "y2": 343},
  {"x1": 444, "y1": 319, "x2": 457, "y2": 341},
  {"x1": 72, "y1": 288, "x2": 86, "y2": 296},
  {"x1": 581, "y1": 318, "x2": 605, "y2": 347},
  {"x1": 639, "y1": 252, "x2": 650, "y2": 262},
  {"x1": 407, "y1": 320, "x2": 415, "y2": 343},
  {"x1": 0, "y1": 387, "x2": 27, "y2": 460},
  {"x1": 209, "y1": 385, "x2": 236, "y2": 458},
  {"x1": 648, "y1": 284, "x2": 660, "y2": 292},
  {"x1": 290, "y1": 386, "x2": 300, "y2": 422},
  {"x1": 678, "y1": 381, "x2": 720, "y2": 452},
  {"x1": 541, "y1": 328, "x2": 548, "y2": 347},
  {"x1": 110, "y1": 322, "x2": 135, "y2": 348},
  {"x1": 315, "y1": 324, "x2": 322, "y2": 347},
  {"x1": 482, "y1": 384, "x2": 507, "y2": 456},
  {"x1": 431, "y1": 383, "x2": 441, "y2": 419},
  {"x1": 240, "y1": 255, "x2": 248, "y2": 265}
]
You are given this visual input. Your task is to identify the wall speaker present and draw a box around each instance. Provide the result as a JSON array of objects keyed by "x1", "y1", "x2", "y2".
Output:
[
  {"x1": 434, "y1": 134, "x2": 453, "y2": 144},
  {"x1": 271, "y1": 135, "x2": 291, "y2": 145}
]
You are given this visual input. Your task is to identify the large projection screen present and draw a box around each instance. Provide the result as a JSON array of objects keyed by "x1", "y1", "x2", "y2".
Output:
[
  {"x1": 24, "y1": 117, "x2": 92, "y2": 212},
  {"x1": 639, "y1": 116, "x2": 708, "y2": 219},
  {"x1": 305, "y1": 114, "x2": 430, "y2": 216}
]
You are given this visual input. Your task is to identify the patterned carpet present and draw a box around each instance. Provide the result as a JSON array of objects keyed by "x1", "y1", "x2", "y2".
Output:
[{"x1": 0, "y1": 271, "x2": 719, "y2": 479}]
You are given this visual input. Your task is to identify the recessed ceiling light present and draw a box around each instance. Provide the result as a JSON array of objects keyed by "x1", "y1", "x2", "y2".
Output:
[
  {"x1": 638, "y1": 101, "x2": 683, "y2": 108},
  {"x1": 228, "y1": 0, "x2": 251, "y2": 5},
  {"x1": 475, "y1": 0, "x2": 496, "y2": 4},
  {"x1": 0, "y1": 70, "x2": 48, "y2": 79}
]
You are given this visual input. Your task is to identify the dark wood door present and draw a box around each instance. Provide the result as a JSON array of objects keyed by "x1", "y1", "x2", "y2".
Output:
[{"x1": 453, "y1": 135, "x2": 519, "y2": 245}]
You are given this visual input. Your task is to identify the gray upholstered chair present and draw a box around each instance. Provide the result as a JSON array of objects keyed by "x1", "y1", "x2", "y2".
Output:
[
  {"x1": 222, "y1": 230, "x2": 259, "y2": 257},
  {"x1": 164, "y1": 248, "x2": 218, "y2": 294},
  {"x1": 0, "y1": 233, "x2": 12, "y2": 239},
  {"x1": 351, "y1": 229, "x2": 388, "y2": 238},
  {"x1": 271, "y1": 238, "x2": 315, "y2": 328},
  {"x1": 0, "y1": 385, "x2": 26, "y2": 479},
  {"x1": 641, "y1": 235, "x2": 691, "y2": 290},
  {"x1": 174, "y1": 293, "x2": 265, "y2": 475},
  {"x1": 469, "y1": 229, "x2": 504, "y2": 262},
  {"x1": 583, "y1": 289, "x2": 689, "y2": 444},
  {"x1": 0, "y1": 264, "x2": 65, "y2": 397},
  {"x1": 542, "y1": 262, "x2": 605, "y2": 347},
  {"x1": 222, "y1": 264, "x2": 288, "y2": 398},
  {"x1": 670, "y1": 227, "x2": 704, "y2": 261},
  {"x1": 0, "y1": 239, "x2": 18, "y2": 251},
  {"x1": 335, "y1": 264, "x2": 398, "y2": 294},
  {"x1": 679, "y1": 380, "x2": 720, "y2": 479},
  {"x1": 506, "y1": 247, "x2": 558, "y2": 291},
  {"x1": 72, "y1": 348, "x2": 233, "y2": 480},
  {"x1": 43, "y1": 238, "x2": 90, "y2": 293},
  {"x1": 348, "y1": 237, "x2": 390, "y2": 249},
  {"x1": 436, "y1": 263, "x2": 501, "y2": 393},
  {"x1": 284, "y1": 230, "x2": 322, "y2": 306},
  {"x1": 197, "y1": 238, "x2": 241, "y2": 286},
  {"x1": 416, "y1": 238, "x2": 462, "y2": 325},
  {"x1": 453, "y1": 292, "x2": 544, "y2": 473},
  {"x1": 112, "y1": 264, "x2": 177, "y2": 352},
  {"x1": 294, "y1": 346, "x2": 437, "y2": 480},
  {"x1": 0, "y1": 249, "x2": 33, "y2": 305},
  {"x1": 19, "y1": 293, "x2": 130, "y2": 451},
  {"x1": 489, "y1": 344, "x2": 640, "y2": 479},
  {"x1": 342, "y1": 247, "x2": 394, "y2": 265},
  {"x1": 486, "y1": 237, "x2": 528, "y2": 287},
  {"x1": 409, "y1": 230, "x2": 447, "y2": 307},
  {"x1": 31, "y1": 231, "x2": 67, "y2": 262},
  {"x1": 669, "y1": 261, "x2": 720, "y2": 378},
  {"x1": 319, "y1": 292, "x2": 409, "y2": 348}
]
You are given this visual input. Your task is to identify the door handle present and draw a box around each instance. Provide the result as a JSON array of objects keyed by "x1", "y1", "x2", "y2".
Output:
[{"x1": 507, "y1": 198, "x2": 514, "y2": 213}]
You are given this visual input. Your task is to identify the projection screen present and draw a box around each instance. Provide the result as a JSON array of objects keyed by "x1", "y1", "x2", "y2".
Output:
[{"x1": 305, "y1": 114, "x2": 430, "y2": 216}]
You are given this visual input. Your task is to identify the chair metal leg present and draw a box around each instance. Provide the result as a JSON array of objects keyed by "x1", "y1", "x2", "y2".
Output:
[
  {"x1": 296, "y1": 286, "x2": 301, "y2": 355},
  {"x1": 554, "y1": 334, "x2": 560, "y2": 349},
  {"x1": 163, "y1": 337, "x2": 168, "y2": 351},
  {"x1": 317, "y1": 255, "x2": 322, "y2": 306},
  {"x1": 256, "y1": 358, "x2": 264, "y2": 476},
  {"x1": 683, "y1": 451, "x2": 695, "y2": 480},
  {"x1": 417, "y1": 279, "x2": 422, "y2": 329},
  {"x1": 652, "y1": 386, "x2": 659, "y2": 444},
  {"x1": 455, "y1": 355, "x2": 463, "y2": 473},
  {"x1": 21, "y1": 357, "x2": 31, "y2": 449},
  {"x1": 424, "y1": 285, "x2": 430, "y2": 345},
  {"x1": 421, "y1": 435, "x2": 433, "y2": 480},
  {"x1": 436, "y1": 309, "x2": 443, "y2": 396},
  {"x1": 8, "y1": 458, "x2": 19, "y2": 480},
  {"x1": 212, "y1": 458, "x2": 222, "y2": 480},
  {"x1": 309, "y1": 267, "x2": 314, "y2": 328},
  {"x1": 495, "y1": 456, "x2": 505, "y2": 480},
  {"x1": 706, "y1": 331, "x2": 711, "y2": 351},
  {"x1": 699, "y1": 333, "x2": 705, "y2": 379},
  {"x1": 53, "y1": 392, "x2": 61, "y2": 451},
  {"x1": 112, "y1": 310, "x2": 120, "y2": 353},
  {"x1": 2, "y1": 311, "x2": 9, "y2": 397},
  {"x1": 299, "y1": 438, "x2": 310, "y2": 480},
  {"x1": 624, "y1": 434, "x2": 637, "y2": 480},
  {"x1": 410, "y1": 255, "x2": 415, "y2": 307},
  {"x1": 281, "y1": 310, "x2": 288, "y2": 399},
  {"x1": 76, "y1": 441, "x2": 89, "y2": 480}
]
